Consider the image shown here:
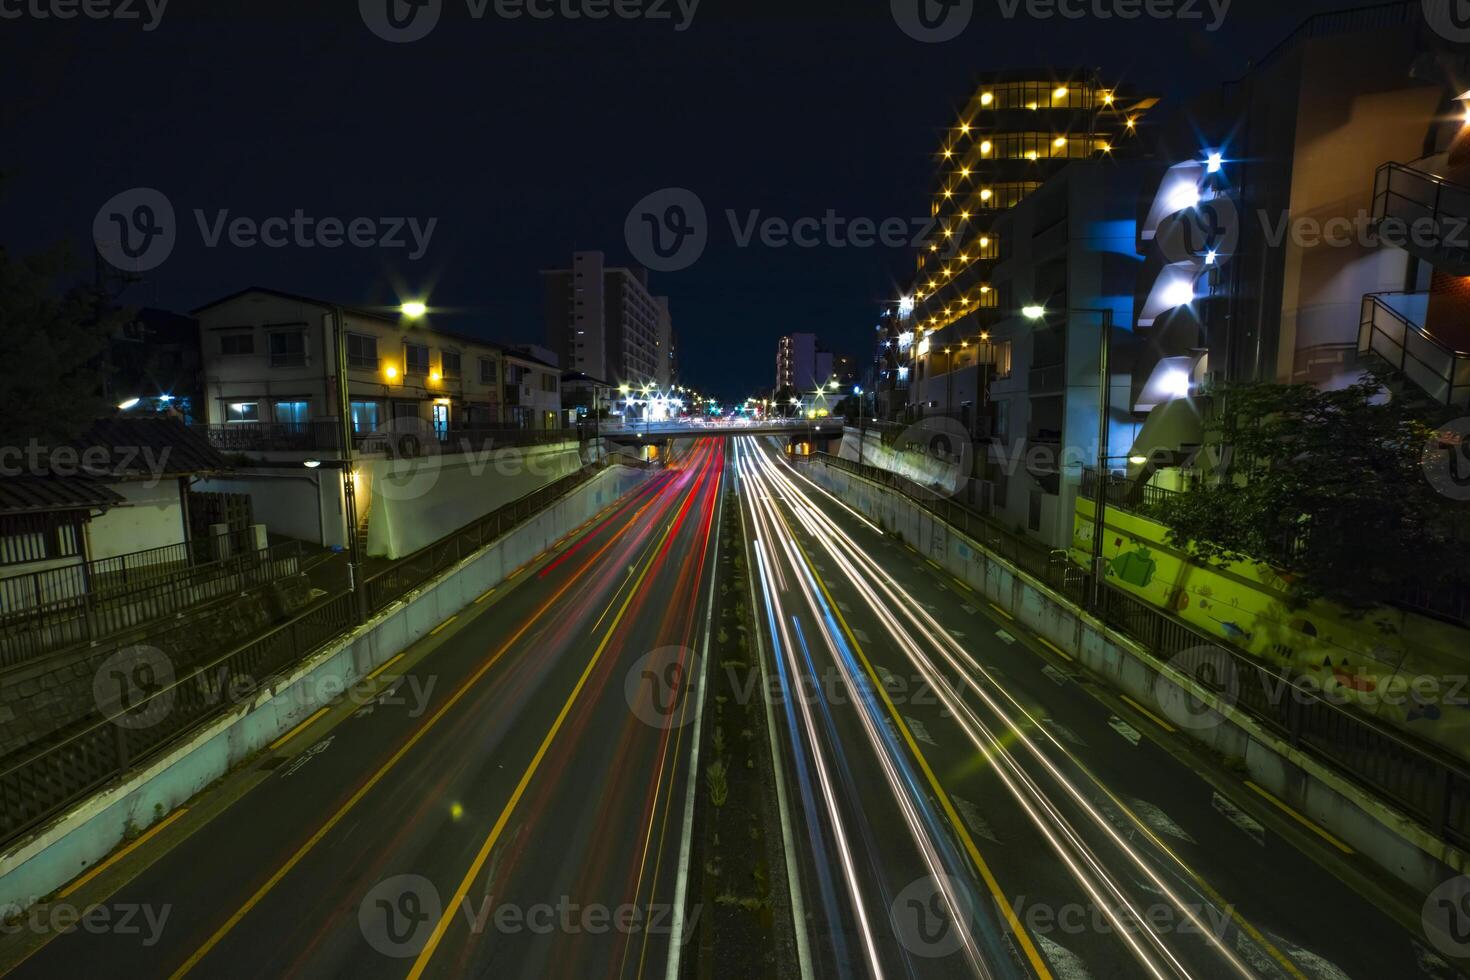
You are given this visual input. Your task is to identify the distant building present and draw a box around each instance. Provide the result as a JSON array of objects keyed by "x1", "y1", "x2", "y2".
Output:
[
  {"x1": 775, "y1": 333, "x2": 833, "y2": 393},
  {"x1": 542, "y1": 251, "x2": 671, "y2": 388},
  {"x1": 504, "y1": 347, "x2": 562, "y2": 430}
]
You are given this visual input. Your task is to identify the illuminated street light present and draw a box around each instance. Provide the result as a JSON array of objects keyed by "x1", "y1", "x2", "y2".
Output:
[{"x1": 401, "y1": 300, "x2": 427, "y2": 318}]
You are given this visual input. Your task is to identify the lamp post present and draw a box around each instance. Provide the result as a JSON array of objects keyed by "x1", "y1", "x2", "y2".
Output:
[{"x1": 1023, "y1": 303, "x2": 1115, "y2": 612}]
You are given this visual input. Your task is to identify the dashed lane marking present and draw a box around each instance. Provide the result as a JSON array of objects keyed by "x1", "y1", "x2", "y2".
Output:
[
  {"x1": 1212, "y1": 791, "x2": 1266, "y2": 847},
  {"x1": 1107, "y1": 716, "x2": 1143, "y2": 747}
]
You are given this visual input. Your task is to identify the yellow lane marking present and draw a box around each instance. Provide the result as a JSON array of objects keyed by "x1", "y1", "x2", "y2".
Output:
[
  {"x1": 770, "y1": 516, "x2": 1053, "y2": 980},
  {"x1": 165, "y1": 487, "x2": 669, "y2": 980},
  {"x1": 989, "y1": 602, "x2": 1014, "y2": 621},
  {"x1": 1245, "y1": 781, "x2": 1354, "y2": 854},
  {"x1": 56, "y1": 807, "x2": 190, "y2": 900},
  {"x1": 408, "y1": 483, "x2": 690, "y2": 979},
  {"x1": 1119, "y1": 695, "x2": 1177, "y2": 734},
  {"x1": 474, "y1": 587, "x2": 497, "y2": 604},
  {"x1": 365, "y1": 653, "x2": 404, "y2": 681},
  {"x1": 926, "y1": 559, "x2": 941, "y2": 570},
  {"x1": 506, "y1": 566, "x2": 525, "y2": 579},
  {"x1": 429, "y1": 615, "x2": 458, "y2": 636},
  {"x1": 1036, "y1": 636, "x2": 1071, "y2": 661},
  {"x1": 267, "y1": 708, "x2": 330, "y2": 751},
  {"x1": 952, "y1": 577, "x2": 974, "y2": 593}
]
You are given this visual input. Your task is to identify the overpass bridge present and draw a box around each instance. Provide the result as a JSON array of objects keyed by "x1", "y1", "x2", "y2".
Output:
[{"x1": 595, "y1": 419, "x2": 845, "y2": 441}]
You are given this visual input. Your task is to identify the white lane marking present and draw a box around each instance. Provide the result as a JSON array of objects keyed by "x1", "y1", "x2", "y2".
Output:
[
  {"x1": 1413, "y1": 940, "x2": 1459, "y2": 979},
  {"x1": 923, "y1": 602, "x2": 939, "y2": 613},
  {"x1": 1232, "y1": 931, "x2": 1279, "y2": 977},
  {"x1": 995, "y1": 629, "x2": 1017, "y2": 645},
  {"x1": 1268, "y1": 932, "x2": 1353, "y2": 980},
  {"x1": 1107, "y1": 716, "x2": 1142, "y2": 747},
  {"x1": 278, "y1": 736, "x2": 334, "y2": 778},
  {"x1": 836, "y1": 600, "x2": 851, "y2": 612},
  {"x1": 1042, "y1": 665, "x2": 1069, "y2": 687},
  {"x1": 947, "y1": 629, "x2": 966, "y2": 640},
  {"x1": 904, "y1": 716, "x2": 938, "y2": 746},
  {"x1": 1128, "y1": 798, "x2": 1197, "y2": 844},
  {"x1": 951, "y1": 794, "x2": 1002, "y2": 844},
  {"x1": 961, "y1": 604, "x2": 977, "y2": 615},
  {"x1": 1044, "y1": 720, "x2": 1087, "y2": 747},
  {"x1": 851, "y1": 626, "x2": 870, "y2": 643},
  {"x1": 1036, "y1": 934, "x2": 1094, "y2": 980},
  {"x1": 1212, "y1": 791, "x2": 1266, "y2": 846}
]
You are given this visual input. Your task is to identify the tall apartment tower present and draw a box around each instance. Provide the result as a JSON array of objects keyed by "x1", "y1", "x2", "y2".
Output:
[
  {"x1": 542, "y1": 251, "x2": 671, "y2": 387},
  {"x1": 776, "y1": 333, "x2": 832, "y2": 393}
]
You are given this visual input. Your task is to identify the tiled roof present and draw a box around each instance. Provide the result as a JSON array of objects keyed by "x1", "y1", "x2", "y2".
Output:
[
  {"x1": 69, "y1": 418, "x2": 228, "y2": 477},
  {"x1": 0, "y1": 476, "x2": 124, "y2": 516}
]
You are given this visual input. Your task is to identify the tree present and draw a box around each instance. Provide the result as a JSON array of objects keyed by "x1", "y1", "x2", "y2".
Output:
[
  {"x1": 773, "y1": 386, "x2": 799, "y2": 418},
  {"x1": 1153, "y1": 377, "x2": 1470, "y2": 612},
  {"x1": 0, "y1": 244, "x2": 119, "y2": 447}
]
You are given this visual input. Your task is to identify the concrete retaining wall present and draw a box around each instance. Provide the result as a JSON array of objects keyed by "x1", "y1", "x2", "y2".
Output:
[
  {"x1": 802, "y1": 456, "x2": 1467, "y2": 901},
  {"x1": 0, "y1": 463, "x2": 655, "y2": 911}
]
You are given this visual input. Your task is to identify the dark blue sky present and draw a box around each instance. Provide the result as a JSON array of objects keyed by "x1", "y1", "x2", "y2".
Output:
[{"x1": 2, "y1": 0, "x2": 1362, "y2": 400}]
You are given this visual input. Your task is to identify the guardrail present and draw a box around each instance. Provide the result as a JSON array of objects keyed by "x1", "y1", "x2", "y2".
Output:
[
  {"x1": 1370, "y1": 161, "x2": 1470, "y2": 273},
  {"x1": 199, "y1": 423, "x2": 588, "y2": 455},
  {"x1": 1358, "y1": 293, "x2": 1470, "y2": 407},
  {"x1": 0, "y1": 538, "x2": 304, "y2": 668},
  {"x1": 805, "y1": 450, "x2": 1470, "y2": 848},
  {"x1": 0, "y1": 455, "x2": 656, "y2": 845}
]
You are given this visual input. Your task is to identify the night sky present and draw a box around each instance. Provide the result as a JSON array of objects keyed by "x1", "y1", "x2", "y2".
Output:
[{"x1": 2, "y1": 0, "x2": 1359, "y2": 400}]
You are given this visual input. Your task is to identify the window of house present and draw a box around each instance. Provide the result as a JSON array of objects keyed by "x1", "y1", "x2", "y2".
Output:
[
  {"x1": 273, "y1": 400, "x2": 309, "y2": 426},
  {"x1": 226, "y1": 401, "x2": 259, "y2": 422},
  {"x1": 440, "y1": 350, "x2": 461, "y2": 378},
  {"x1": 349, "y1": 399, "x2": 381, "y2": 433},
  {"x1": 0, "y1": 514, "x2": 83, "y2": 567},
  {"x1": 347, "y1": 333, "x2": 378, "y2": 369},
  {"x1": 1028, "y1": 489, "x2": 1044, "y2": 533},
  {"x1": 220, "y1": 332, "x2": 254, "y2": 355},
  {"x1": 541, "y1": 373, "x2": 558, "y2": 392},
  {"x1": 269, "y1": 330, "x2": 306, "y2": 367},
  {"x1": 479, "y1": 358, "x2": 497, "y2": 383},
  {"x1": 404, "y1": 343, "x2": 430, "y2": 374}
]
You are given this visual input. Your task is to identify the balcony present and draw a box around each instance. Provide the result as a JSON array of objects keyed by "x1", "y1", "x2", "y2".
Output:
[
  {"x1": 1028, "y1": 363, "x2": 1066, "y2": 395},
  {"x1": 1358, "y1": 294, "x2": 1470, "y2": 407},
  {"x1": 1370, "y1": 163, "x2": 1470, "y2": 275}
]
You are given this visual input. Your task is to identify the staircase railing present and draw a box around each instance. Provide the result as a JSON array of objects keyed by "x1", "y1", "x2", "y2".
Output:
[
  {"x1": 1370, "y1": 162, "x2": 1470, "y2": 269},
  {"x1": 1358, "y1": 293, "x2": 1470, "y2": 407}
]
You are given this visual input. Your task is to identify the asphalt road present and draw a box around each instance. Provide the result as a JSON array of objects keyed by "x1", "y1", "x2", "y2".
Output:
[
  {"x1": 1, "y1": 438, "x2": 726, "y2": 980},
  {"x1": 734, "y1": 435, "x2": 1465, "y2": 980}
]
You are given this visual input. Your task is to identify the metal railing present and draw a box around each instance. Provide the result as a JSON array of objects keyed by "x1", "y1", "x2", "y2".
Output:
[
  {"x1": 1358, "y1": 293, "x2": 1470, "y2": 407},
  {"x1": 806, "y1": 450, "x2": 1470, "y2": 848},
  {"x1": 199, "y1": 422, "x2": 587, "y2": 455},
  {"x1": 1370, "y1": 162, "x2": 1470, "y2": 272},
  {"x1": 0, "y1": 454, "x2": 656, "y2": 845},
  {"x1": 0, "y1": 538, "x2": 304, "y2": 668}
]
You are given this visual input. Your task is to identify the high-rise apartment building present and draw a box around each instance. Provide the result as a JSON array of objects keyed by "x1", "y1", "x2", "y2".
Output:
[
  {"x1": 542, "y1": 251, "x2": 671, "y2": 388},
  {"x1": 775, "y1": 333, "x2": 833, "y2": 393}
]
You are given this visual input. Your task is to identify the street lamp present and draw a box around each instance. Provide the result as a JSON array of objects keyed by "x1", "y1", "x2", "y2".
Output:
[
  {"x1": 400, "y1": 300, "x2": 427, "y2": 319},
  {"x1": 1023, "y1": 303, "x2": 1115, "y2": 612}
]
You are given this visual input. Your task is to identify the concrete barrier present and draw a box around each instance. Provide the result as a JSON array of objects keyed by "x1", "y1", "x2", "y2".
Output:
[
  {"x1": 801, "y1": 455, "x2": 1468, "y2": 900},
  {"x1": 0, "y1": 463, "x2": 655, "y2": 911}
]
